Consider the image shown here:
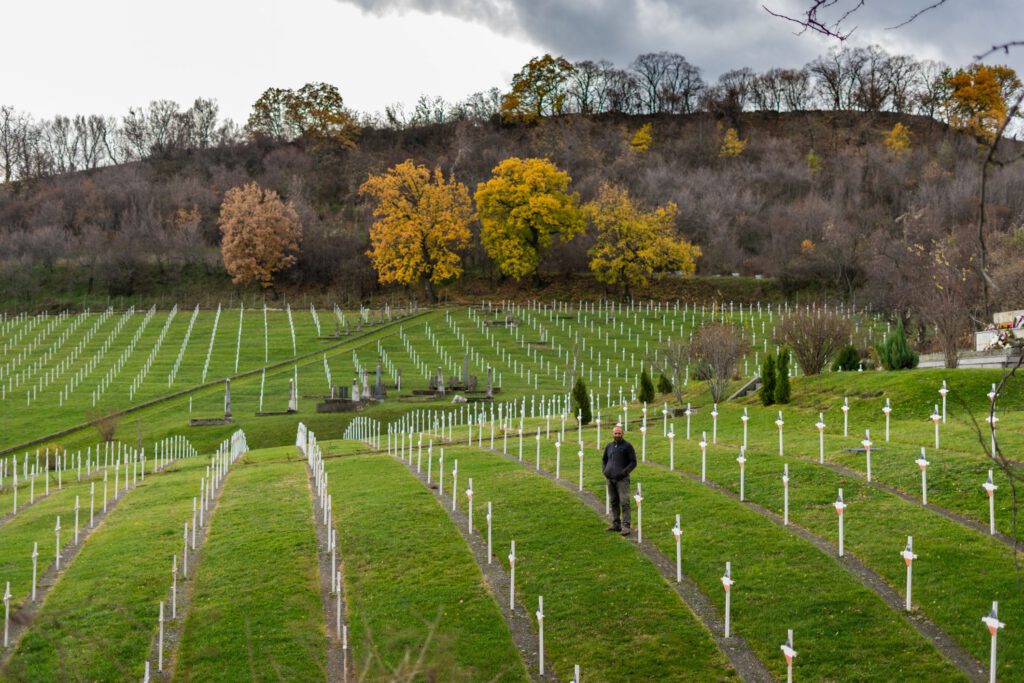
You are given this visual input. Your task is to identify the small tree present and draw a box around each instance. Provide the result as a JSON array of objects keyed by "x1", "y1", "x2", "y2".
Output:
[
  {"x1": 657, "y1": 372, "x2": 673, "y2": 395},
  {"x1": 776, "y1": 310, "x2": 852, "y2": 375},
  {"x1": 760, "y1": 353, "x2": 776, "y2": 406},
  {"x1": 687, "y1": 324, "x2": 749, "y2": 403},
  {"x1": 87, "y1": 409, "x2": 120, "y2": 442},
  {"x1": 776, "y1": 348, "x2": 792, "y2": 404},
  {"x1": 662, "y1": 341, "x2": 689, "y2": 407},
  {"x1": 876, "y1": 320, "x2": 919, "y2": 370},
  {"x1": 638, "y1": 369, "x2": 655, "y2": 404},
  {"x1": 572, "y1": 376, "x2": 592, "y2": 426},
  {"x1": 831, "y1": 344, "x2": 860, "y2": 372},
  {"x1": 219, "y1": 182, "x2": 302, "y2": 292}
]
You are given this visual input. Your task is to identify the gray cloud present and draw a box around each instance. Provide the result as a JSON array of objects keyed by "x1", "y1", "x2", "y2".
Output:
[{"x1": 340, "y1": 0, "x2": 1024, "y2": 78}]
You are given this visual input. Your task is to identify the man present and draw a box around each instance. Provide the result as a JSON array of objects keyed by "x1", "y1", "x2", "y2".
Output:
[{"x1": 602, "y1": 424, "x2": 637, "y2": 536}]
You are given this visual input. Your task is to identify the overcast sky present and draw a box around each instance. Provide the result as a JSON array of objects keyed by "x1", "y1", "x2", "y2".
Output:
[{"x1": 4, "y1": 0, "x2": 1022, "y2": 123}]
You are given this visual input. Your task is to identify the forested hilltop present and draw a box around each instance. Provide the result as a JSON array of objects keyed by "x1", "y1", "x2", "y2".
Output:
[{"x1": 0, "y1": 49, "x2": 1022, "y2": 326}]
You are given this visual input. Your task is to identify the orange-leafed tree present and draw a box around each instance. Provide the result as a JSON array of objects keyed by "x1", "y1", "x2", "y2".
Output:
[
  {"x1": 943, "y1": 64, "x2": 1022, "y2": 140},
  {"x1": 218, "y1": 182, "x2": 302, "y2": 292},
  {"x1": 360, "y1": 160, "x2": 473, "y2": 303},
  {"x1": 500, "y1": 55, "x2": 576, "y2": 123}
]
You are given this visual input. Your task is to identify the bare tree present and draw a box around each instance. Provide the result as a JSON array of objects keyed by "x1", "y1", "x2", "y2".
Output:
[
  {"x1": 776, "y1": 309, "x2": 852, "y2": 374},
  {"x1": 687, "y1": 323, "x2": 749, "y2": 402}
]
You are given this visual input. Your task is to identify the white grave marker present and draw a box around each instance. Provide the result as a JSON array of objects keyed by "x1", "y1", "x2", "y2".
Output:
[
  {"x1": 982, "y1": 602, "x2": 1005, "y2": 683},
  {"x1": 983, "y1": 470, "x2": 997, "y2": 535},
  {"x1": 721, "y1": 562, "x2": 734, "y2": 638},
  {"x1": 834, "y1": 488, "x2": 847, "y2": 557},
  {"x1": 900, "y1": 536, "x2": 917, "y2": 612}
]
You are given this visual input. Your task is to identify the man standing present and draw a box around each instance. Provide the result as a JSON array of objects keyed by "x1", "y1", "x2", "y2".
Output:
[{"x1": 602, "y1": 424, "x2": 637, "y2": 536}]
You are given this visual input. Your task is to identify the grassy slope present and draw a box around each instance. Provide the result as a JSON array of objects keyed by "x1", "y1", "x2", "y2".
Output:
[
  {"x1": 325, "y1": 453, "x2": 530, "y2": 683},
  {"x1": 441, "y1": 445, "x2": 738, "y2": 682},
  {"x1": 174, "y1": 446, "x2": 327, "y2": 682},
  {"x1": 2, "y1": 457, "x2": 207, "y2": 682}
]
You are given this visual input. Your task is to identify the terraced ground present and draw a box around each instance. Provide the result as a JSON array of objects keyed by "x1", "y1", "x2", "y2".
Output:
[{"x1": 0, "y1": 301, "x2": 1020, "y2": 681}]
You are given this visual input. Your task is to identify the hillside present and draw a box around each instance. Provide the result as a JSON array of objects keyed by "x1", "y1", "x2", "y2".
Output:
[{"x1": 0, "y1": 110, "x2": 1021, "y2": 314}]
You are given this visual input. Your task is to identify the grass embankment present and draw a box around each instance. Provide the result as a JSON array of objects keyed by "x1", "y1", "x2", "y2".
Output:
[
  {"x1": 174, "y1": 446, "x2": 326, "y2": 682},
  {"x1": 324, "y1": 453, "x2": 530, "y2": 682},
  {"x1": 0, "y1": 468, "x2": 120, "y2": 614},
  {"x1": 478, "y1": 439, "x2": 965, "y2": 682},
  {"x1": 2, "y1": 457, "x2": 208, "y2": 682},
  {"x1": 437, "y1": 446, "x2": 738, "y2": 682}
]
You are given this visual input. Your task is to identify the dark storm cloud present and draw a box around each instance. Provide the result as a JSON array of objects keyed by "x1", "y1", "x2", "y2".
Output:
[{"x1": 340, "y1": 0, "x2": 1024, "y2": 77}]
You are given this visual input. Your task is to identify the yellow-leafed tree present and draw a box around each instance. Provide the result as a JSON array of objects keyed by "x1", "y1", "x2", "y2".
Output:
[
  {"x1": 585, "y1": 183, "x2": 700, "y2": 298},
  {"x1": 884, "y1": 122, "x2": 912, "y2": 156},
  {"x1": 630, "y1": 123, "x2": 653, "y2": 152},
  {"x1": 219, "y1": 182, "x2": 302, "y2": 291},
  {"x1": 475, "y1": 157, "x2": 585, "y2": 284},
  {"x1": 719, "y1": 127, "x2": 748, "y2": 157},
  {"x1": 360, "y1": 160, "x2": 473, "y2": 303},
  {"x1": 500, "y1": 55, "x2": 575, "y2": 124}
]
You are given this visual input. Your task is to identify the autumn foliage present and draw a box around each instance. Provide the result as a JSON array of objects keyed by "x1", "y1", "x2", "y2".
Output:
[
  {"x1": 218, "y1": 182, "x2": 302, "y2": 289},
  {"x1": 585, "y1": 183, "x2": 700, "y2": 297},
  {"x1": 475, "y1": 157, "x2": 585, "y2": 283},
  {"x1": 943, "y1": 63, "x2": 1023, "y2": 140},
  {"x1": 360, "y1": 160, "x2": 473, "y2": 302}
]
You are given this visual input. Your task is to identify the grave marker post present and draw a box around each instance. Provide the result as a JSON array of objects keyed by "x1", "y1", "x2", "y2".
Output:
[
  {"x1": 672, "y1": 515, "x2": 682, "y2": 582},
  {"x1": 901, "y1": 536, "x2": 917, "y2": 612},
  {"x1": 722, "y1": 562, "x2": 734, "y2": 638}
]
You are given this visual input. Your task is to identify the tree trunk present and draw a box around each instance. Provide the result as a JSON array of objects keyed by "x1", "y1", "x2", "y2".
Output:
[{"x1": 423, "y1": 279, "x2": 437, "y2": 304}]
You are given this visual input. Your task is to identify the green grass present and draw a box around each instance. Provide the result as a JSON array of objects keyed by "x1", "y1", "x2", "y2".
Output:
[
  {"x1": 636, "y1": 426, "x2": 1023, "y2": 681},
  {"x1": 174, "y1": 446, "x2": 327, "y2": 682},
  {"x1": 324, "y1": 452, "x2": 530, "y2": 682},
  {"x1": 507, "y1": 437, "x2": 968, "y2": 682},
  {"x1": 2, "y1": 457, "x2": 208, "y2": 682},
  {"x1": 440, "y1": 445, "x2": 738, "y2": 682}
]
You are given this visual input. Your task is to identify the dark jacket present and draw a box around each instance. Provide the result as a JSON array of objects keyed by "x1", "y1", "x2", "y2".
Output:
[{"x1": 602, "y1": 439, "x2": 637, "y2": 480}]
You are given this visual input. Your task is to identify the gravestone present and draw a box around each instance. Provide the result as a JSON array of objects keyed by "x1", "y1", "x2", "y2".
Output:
[
  {"x1": 288, "y1": 378, "x2": 298, "y2": 413},
  {"x1": 224, "y1": 379, "x2": 232, "y2": 420}
]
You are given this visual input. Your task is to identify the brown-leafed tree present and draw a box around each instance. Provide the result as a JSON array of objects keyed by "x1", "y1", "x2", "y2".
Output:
[{"x1": 218, "y1": 182, "x2": 302, "y2": 292}]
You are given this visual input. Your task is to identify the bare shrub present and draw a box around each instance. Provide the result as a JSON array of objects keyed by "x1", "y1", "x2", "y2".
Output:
[
  {"x1": 687, "y1": 323, "x2": 749, "y2": 402},
  {"x1": 776, "y1": 309, "x2": 852, "y2": 375},
  {"x1": 87, "y1": 409, "x2": 120, "y2": 442}
]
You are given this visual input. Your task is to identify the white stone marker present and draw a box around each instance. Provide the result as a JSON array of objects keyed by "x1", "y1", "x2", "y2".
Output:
[
  {"x1": 842, "y1": 397, "x2": 850, "y2": 436},
  {"x1": 983, "y1": 470, "x2": 997, "y2": 535},
  {"x1": 158, "y1": 601, "x2": 164, "y2": 671},
  {"x1": 782, "y1": 464, "x2": 790, "y2": 526},
  {"x1": 466, "y1": 479, "x2": 474, "y2": 535},
  {"x1": 555, "y1": 441, "x2": 562, "y2": 480},
  {"x1": 939, "y1": 381, "x2": 948, "y2": 423},
  {"x1": 640, "y1": 423, "x2": 647, "y2": 462},
  {"x1": 776, "y1": 411, "x2": 785, "y2": 456},
  {"x1": 508, "y1": 540, "x2": 516, "y2": 610},
  {"x1": 978, "y1": 602, "x2": 1003, "y2": 683},
  {"x1": 668, "y1": 427, "x2": 675, "y2": 471},
  {"x1": 711, "y1": 403, "x2": 719, "y2": 444},
  {"x1": 834, "y1": 489, "x2": 847, "y2": 557},
  {"x1": 574, "y1": 663, "x2": 580, "y2": 683},
  {"x1": 737, "y1": 449, "x2": 747, "y2": 501},
  {"x1": 172, "y1": 555, "x2": 178, "y2": 619},
  {"x1": 486, "y1": 502, "x2": 493, "y2": 565},
  {"x1": 439, "y1": 452, "x2": 444, "y2": 498},
  {"x1": 672, "y1": 515, "x2": 682, "y2": 582},
  {"x1": 929, "y1": 404, "x2": 942, "y2": 449},
  {"x1": 31, "y1": 542, "x2": 38, "y2": 602},
  {"x1": 662, "y1": 403, "x2": 669, "y2": 437},
  {"x1": 780, "y1": 629, "x2": 797, "y2": 683},
  {"x1": 699, "y1": 433, "x2": 708, "y2": 483},
  {"x1": 634, "y1": 482, "x2": 644, "y2": 543},
  {"x1": 815, "y1": 413, "x2": 826, "y2": 464},
  {"x1": 54, "y1": 515, "x2": 62, "y2": 570},
  {"x1": 90, "y1": 482, "x2": 95, "y2": 527},
  {"x1": 915, "y1": 449, "x2": 929, "y2": 506},
  {"x1": 577, "y1": 447, "x2": 584, "y2": 492},
  {"x1": 861, "y1": 430, "x2": 873, "y2": 482},
  {"x1": 685, "y1": 403, "x2": 692, "y2": 440},
  {"x1": 882, "y1": 398, "x2": 892, "y2": 442},
  {"x1": 595, "y1": 416, "x2": 601, "y2": 450},
  {"x1": 741, "y1": 408, "x2": 749, "y2": 450},
  {"x1": 183, "y1": 522, "x2": 189, "y2": 578},
  {"x1": 721, "y1": 562, "x2": 734, "y2": 638},
  {"x1": 536, "y1": 595, "x2": 545, "y2": 676},
  {"x1": 900, "y1": 536, "x2": 917, "y2": 612},
  {"x1": 3, "y1": 581, "x2": 11, "y2": 649}
]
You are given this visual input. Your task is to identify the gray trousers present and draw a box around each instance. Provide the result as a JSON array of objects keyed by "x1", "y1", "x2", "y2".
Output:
[{"x1": 607, "y1": 476, "x2": 631, "y2": 528}]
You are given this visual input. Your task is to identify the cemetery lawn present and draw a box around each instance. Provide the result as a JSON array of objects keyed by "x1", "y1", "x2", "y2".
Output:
[
  {"x1": 0, "y1": 469, "x2": 120, "y2": 614},
  {"x1": 174, "y1": 445, "x2": 327, "y2": 682},
  {"x1": 324, "y1": 452, "x2": 530, "y2": 683},
  {"x1": 509, "y1": 439, "x2": 967, "y2": 682},
  {"x1": 2, "y1": 456, "x2": 209, "y2": 682},
  {"x1": 443, "y1": 446, "x2": 739, "y2": 682}
]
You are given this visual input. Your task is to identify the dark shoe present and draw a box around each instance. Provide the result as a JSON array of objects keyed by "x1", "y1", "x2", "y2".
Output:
[
  {"x1": 606, "y1": 524, "x2": 622, "y2": 532},
  {"x1": 620, "y1": 526, "x2": 632, "y2": 536}
]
